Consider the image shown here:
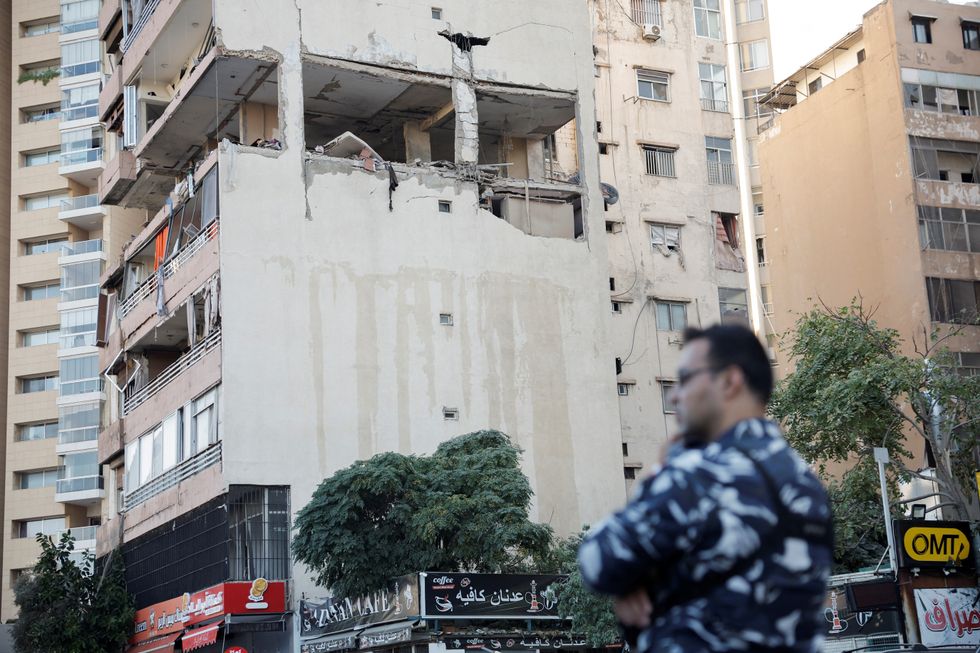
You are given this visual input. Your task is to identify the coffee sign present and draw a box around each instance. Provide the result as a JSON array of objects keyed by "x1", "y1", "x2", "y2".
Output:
[{"x1": 420, "y1": 573, "x2": 565, "y2": 619}]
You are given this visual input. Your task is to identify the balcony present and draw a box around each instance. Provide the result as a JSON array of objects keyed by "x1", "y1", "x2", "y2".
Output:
[
  {"x1": 701, "y1": 98, "x2": 729, "y2": 113},
  {"x1": 59, "y1": 147, "x2": 105, "y2": 186},
  {"x1": 61, "y1": 238, "x2": 103, "y2": 257},
  {"x1": 55, "y1": 470, "x2": 104, "y2": 505},
  {"x1": 123, "y1": 441, "x2": 221, "y2": 510},
  {"x1": 707, "y1": 161, "x2": 737, "y2": 186},
  {"x1": 61, "y1": 102, "x2": 99, "y2": 124},
  {"x1": 65, "y1": 525, "x2": 97, "y2": 549},
  {"x1": 123, "y1": 328, "x2": 221, "y2": 417},
  {"x1": 97, "y1": 149, "x2": 172, "y2": 209},
  {"x1": 59, "y1": 195, "x2": 105, "y2": 229}
]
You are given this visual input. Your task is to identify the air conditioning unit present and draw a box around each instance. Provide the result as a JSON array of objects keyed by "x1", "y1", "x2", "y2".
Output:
[{"x1": 642, "y1": 24, "x2": 662, "y2": 41}]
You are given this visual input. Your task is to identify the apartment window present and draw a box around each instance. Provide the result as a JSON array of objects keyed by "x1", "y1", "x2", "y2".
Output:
[
  {"x1": 59, "y1": 355, "x2": 101, "y2": 396},
  {"x1": 24, "y1": 148, "x2": 60, "y2": 167},
  {"x1": 754, "y1": 202, "x2": 765, "y2": 216},
  {"x1": 59, "y1": 403, "x2": 100, "y2": 446},
  {"x1": 637, "y1": 69, "x2": 670, "y2": 102},
  {"x1": 743, "y1": 88, "x2": 773, "y2": 119},
  {"x1": 624, "y1": 467, "x2": 637, "y2": 480},
  {"x1": 741, "y1": 40, "x2": 770, "y2": 71},
  {"x1": 23, "y1": 19, "x2": 60, "y2": 37},
  {"x1": 693, "y1": 0, "x2": 721, "y2": 39},
  {"x1": 747, "y1": 139, "x2": 759, "y2": 167},
  {"x1": 719, "y1": 287, "x2": 749, "y2": 325},
  {"x1": 17, "y1": 469, "x2": 59, "y2": 490},
  {"x1": 61, "y1": 84, "x2": 99, "y2": 122},
  {"x1": 20, "y1": 375, "x2": 58, "y2": 394},
  {"x1": 650, "y1": 223, "x2": 680, "y2": 252},
  {"x1": 660, "y1": 380, "x2": 677, "y2": 413},
  {"x1": 918, "y1": 206, "x2": 980, "y2": 253},
  {"x1": 926, "y1": 277, "x2": 980, "y2": 324},
  {"x1": 699, "y1": 63, "x2": 728, "y2": 112},
  {"x1": 16, "y1": 517, "x2": 65, "y2": 539},
  {"x1": 912, "y1": 17, "x2": 933, "y2": 44},
  {"x1": 60, "y1": 306, "x2": 98, "y2": 349},
  {"x1": 439, "y1": 313, "x2": 453, "y2": 326},
  {"x1": 904, "y1": 82, "x2": 980, "y2": 116},
  {"x1": 756, "y1": 237, "x2": 766, "y2": 265},
  {"x1": 193, "y1": 388, "x2": 219, "y2": 452},
  {"x1": 952, "y1": 352, "x2": 980, "y2": 376},
  {"x1": 642, "y1": 145, "x2": 677, "y2": 177},
  {"x1": 228, "y1": 486, "x2": 291, "y2": 581},
  {"x1": 431, "y1": 7, "x2": 442, "y2": 19},
  {"x1": 857, "y1": 48, "x2": 867, "y2": 63},
  {"x1": 60, "y1": 39, "x2": 100, "y2": 77},
  {"x1": 17, "y1": 422, "x2": 58, "y2": 442},
  {"x1": 910, "y1": 137, "x2": 980, "y2": 181},
  {"x1": 23, "y1": 105, "x2": 60, "y2": 123},
  {"x1": 25, "y1": 192, "x2": 69, "y2": 211},
  {"x1": 23, "y1": 283, "x2": 60, "y2": 301},
  {"x1": 611, "y1": 301, "x2": 623, "y2": 314},
  {"x1": 631, "y1": 0, "x2": 662, "y2": 27},
  {"x1": 964, "y1": 22, "x2": 980, "y2": 50},
  {"x1": 24, "y1": 238, "x2": 67, "y2": 258},
  {"x1": 60, "y1": 259, "x2": 101, "y2": 302},
  {"x1": 61, "y1": 0, "x2": 99, "y2": 34},
  {"x1": 438, "y1": 200, "x2": 452, "y2": 213},
  {"x1": 735, "y1": 0, "x2": 764, "y2": 23},
  {"x1": 617, "y1": 383, "x2": 630, "y2": 396},
  {"x1": 761, "y1": 286, "x2": 773, "y2": 315},
  {"x1": 61, "y1": 451, "x2": 99, "y2": 485},
  {"x1": 706, "y1": 137, "x2": 735, "y2": 185},
  {"x1": 61, "y1": 126, "x2": 103, "y2": 167},
  {"x1": 21, "y1": 328, "x2": 59, "y2": 347},
  {"x1": 656, "y1": 301, "x2": 688, "y2": 331},
  {"x1": 808, "y1": 77, "x2": 823, "y2": 95}
]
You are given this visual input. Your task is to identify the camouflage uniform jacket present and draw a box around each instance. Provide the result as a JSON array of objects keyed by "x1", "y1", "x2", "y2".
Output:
[{"x1": 578, "y1": 418, "x2": 833, "y2": 653}]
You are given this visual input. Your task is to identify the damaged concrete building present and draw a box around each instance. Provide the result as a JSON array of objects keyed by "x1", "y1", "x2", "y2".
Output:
[
  {"x1": 88, "y1": 0, "x2": 625, "y2": 650},
  {"x1": 580, "y1": 0, "x2": 775, "y2": 485}
]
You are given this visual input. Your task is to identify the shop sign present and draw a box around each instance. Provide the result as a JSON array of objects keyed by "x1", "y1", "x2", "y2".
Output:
[
  {"x1": 359, "y1": 625, "x2": 413, "y2": 649},
  {"x1": 915, "y1": 587, "x2": 980, "y2": 646},
  {"x1": 894, "y1": 520, "x2": 974, "y2": 569},
  {"x1": 301, "y1": 634, "x2": 358, "y2": 653},
  {"x1": 130, "y1": 579, "x2": 286, "y2": 645},
  {"x1": 443, "y1": 635, "x2": 588, "y2": 650},
  {"x1": 225, "y1": 648, "x2": 248, "y2": 653},
  {"x1": 300, "y1": 575, "x2": 420, "y2": 637},
  {"x1": 822, "y1": 587, "x2": 900, "y2": 639},
  {"x1": 421, "y1": 573, "x2": 565, "y2": 619}
]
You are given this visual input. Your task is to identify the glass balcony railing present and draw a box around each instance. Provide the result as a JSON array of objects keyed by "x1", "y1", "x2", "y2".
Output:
[
  {"x1": 59, "y1": 377, "x2": 103, "y2": 396},
  {"x1": 60, "y1": 147, "x2": 103, "y2": 167},
  {"x1": 56, "y1": 474, "x2": 103, "y2": 494},
  {"x1": 61, "y1": 104, "x2": 98, "y2": 122},
  {"x1": 61, "y1": 239, "x2": 103, "y2": 256},
  {"x1": 62, "y1": 19, "x2": 98, "y2": 34},
  {"x1": 61, "y1": 61, "x2": 100, "y2": 78},
  {"x1": 58, "y1": 425, "x2": 98, "y2": 446},
  {"x1": 66, "y1": 525, "x2": 97, "y2": 542},
  {"x1": 60, "y1": 195, "x2": 99, "y2": 213}
]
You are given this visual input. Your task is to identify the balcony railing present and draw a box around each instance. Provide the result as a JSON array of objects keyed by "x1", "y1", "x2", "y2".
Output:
[
  {"x1": 123, "y1": 442, "x2": 221, "y2": 511},
  {"x1": 65, "y1": 525, "x2": 97, "y2": 542},
  {"x1": 60, "y1": 377, "x2": 104, "y2": 396},
  {"x1": 121, "y1": 0, "x2": 162, "y2": 52},
  {"x1": 62, "y1": 239, "x2": 103, "y2": 257},
  {"x1": 123, "y1": 329, "x2": 221, "y2": 416},
  {"x1": 763, "y1": 303, "x2": 774, "y2": 316},
  {"x1": 701, "y1": 98, "x2": 729, "y2": 113},
  {"x1": 61, "y1": 61, "x2": 100, "y2": 78},
  {"x1": 60, "y1": 330, "x2": 97, "y2": 350},
  {"x1": 61, "y1": 147, "x2": 103, "y2": 167},
  {"x1": 58, "y1": 425, "x2": 99, "y2": 446},
  {"x1": 60, "y1": 283, "x2": 100, "y2": 303},
  {"x1": 61, "y1": 104, "x2": 99, "y2": 122},
  {"x1": 56, "y1": 473, "x2": 103, "y2": 495},
  {"x1": 119, "y1": 220, "x2": 219, "y2": 318},
  {"x1": 60, "y1": 194, "x2": 99, "y2": 213},
  {"x1": 707, "y1": 161, "x2": 736, "y2": 185}
]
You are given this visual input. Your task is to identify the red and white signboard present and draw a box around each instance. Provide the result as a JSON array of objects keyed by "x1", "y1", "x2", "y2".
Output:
[
  {"x1": 130, "y1": 579, "x2": 286, "y2": 645},
  {"x1": 182, "y1": 623, "x2": 220, "y2": 651},
  {"x1": 915, "y1": 588, "x2": 980, "y2": 647}
]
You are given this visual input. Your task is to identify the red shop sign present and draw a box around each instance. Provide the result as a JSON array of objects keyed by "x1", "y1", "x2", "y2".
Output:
[
  {"x1": 224, "y1": 579, "x2": 286, "y2": 614},
  {"x1": 225, "y1": 648, "x2": 248, "y2": 653}
]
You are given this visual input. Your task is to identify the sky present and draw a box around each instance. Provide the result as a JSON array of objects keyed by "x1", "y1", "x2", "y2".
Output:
[{"x1": 768, "y1": 0, "x2": 974, "y2": 80}]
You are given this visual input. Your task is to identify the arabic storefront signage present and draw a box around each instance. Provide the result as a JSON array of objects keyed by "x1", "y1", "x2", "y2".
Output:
[
  {"x1": 895, "y1": 520, "x2": 974, "y2": 569},
  {"x1": 359, "y1": 625, "x2": 414, "y2": 649},
  {"x1": 915, "y1": 588, "x2": 980, "y2": 646},
  {"x1": 301, "y1": 634, "x2": 358, "y2": 653},
  {"x1": 823, "y1": 587, "x2": 900, "y2": 640},
  {"x1": 300, "y1": 575, "x2": 420, "y2": 638},
  {"x1": 130, "y1": 580, "x2": 286, "y2": 645},
  {"x1": 442, "y1": 635, "x2": 588, "y2": 650},
  {"x1": 420, "y1": 573, "x2": 565, "y2": 619}
]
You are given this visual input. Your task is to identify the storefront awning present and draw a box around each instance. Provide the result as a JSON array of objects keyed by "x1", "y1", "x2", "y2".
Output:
[
  {"x1": 125, "y1": 632, "x2": 182, "y2": 653},
  {"x1": 182, "y1": 623, "x2": 220, "y2": 651},
  {"x1": 227, "y1": 612, "x2": 290, "y2": 633}
]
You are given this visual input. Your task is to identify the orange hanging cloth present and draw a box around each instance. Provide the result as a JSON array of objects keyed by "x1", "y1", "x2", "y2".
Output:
[{"x1": 154, "y1": 226, "x2": 169, "y2": 270}]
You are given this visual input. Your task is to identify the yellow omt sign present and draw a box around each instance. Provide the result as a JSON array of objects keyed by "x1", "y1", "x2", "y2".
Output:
[{"x1": 903, "y1": 526, "x2": 971, "y2": 563}]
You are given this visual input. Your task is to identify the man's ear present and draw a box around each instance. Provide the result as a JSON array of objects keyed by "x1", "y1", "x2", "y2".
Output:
[{"x1": 720, "y1": 365, "x2": 744, "y2": 400}]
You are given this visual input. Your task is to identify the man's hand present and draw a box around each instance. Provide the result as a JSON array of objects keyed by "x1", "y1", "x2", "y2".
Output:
[{"x1": 613, "y1": 588, "x2": 652, "y2": 628}]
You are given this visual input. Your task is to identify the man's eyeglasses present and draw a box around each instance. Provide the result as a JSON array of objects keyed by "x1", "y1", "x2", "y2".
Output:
[{"x1": 676, "y1": 366, "x2": 725, "y2": 387}]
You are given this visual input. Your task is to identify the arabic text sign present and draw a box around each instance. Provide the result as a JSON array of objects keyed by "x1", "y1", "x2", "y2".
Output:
[
  {"x1": 442, "y1": 635, "x2": 588, "y2": 650},
  {"x1": 421, "y1": 573, "x2": 566, "y2": 619},
  {"x1": 300, "y1": 575, "x2": 420, "y2": 637},
  {"x1": 915, "y1": 588, "x2": 980, "y2": 647}
]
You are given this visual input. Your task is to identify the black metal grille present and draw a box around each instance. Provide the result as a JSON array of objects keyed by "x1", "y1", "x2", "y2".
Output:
[{"x1": 228, "y1": 485, "x2": 291, "y2": 582}]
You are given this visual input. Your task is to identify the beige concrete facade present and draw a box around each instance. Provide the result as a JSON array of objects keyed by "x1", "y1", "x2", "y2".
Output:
[
  {"x1": 583, "y1": 0, "x2": 773, "y2": 484},
  {"x1": 1, "y1": 0, "x2": 146, "y2": 619},
  {"x1": 760, "y1": 0, "x2": 980, "y2": 462}
]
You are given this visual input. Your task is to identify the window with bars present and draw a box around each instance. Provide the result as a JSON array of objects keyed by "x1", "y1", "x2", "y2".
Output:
[
  {"x1": 631, "y1": 0, "x2": 662, "y2": 26},
  {"x1": 642, "y1": 145, "x2": 677, "y2": 177},
  {"x1": 228, "y1": 486, "x2": 291, "y2": 581},
  {"x1": 918, "y1": 205, "x2": 980, "y2": 252},
  {"x1": 699, "y1": 63, "x2": 728, "y2": 112}
]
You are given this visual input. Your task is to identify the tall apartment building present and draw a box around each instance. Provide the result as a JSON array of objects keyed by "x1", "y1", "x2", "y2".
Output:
[
  {"x1": 759, "y1": 0, "x2": 980, "y2": 449},
  {"x1": 586, "y1": 0, "x2": 774, "y2": 478},
  {"x1": 2, "y1": 0, "x2": 144, "y2": 620},
  {"x1": 91, "y1": 1, "x2": 626, "y2": 650}
]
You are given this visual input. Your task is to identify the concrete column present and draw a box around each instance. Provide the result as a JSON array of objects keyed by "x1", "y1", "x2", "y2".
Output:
[
  {"x1": 451, "y1": 47, "x2": 479, "y2": 165},
  {"x1": 526, "y1": 137, "x2": 546, "y2": 181},
  {"x1": 403, "y1": 121, "x2": 432, "y2": 163}
]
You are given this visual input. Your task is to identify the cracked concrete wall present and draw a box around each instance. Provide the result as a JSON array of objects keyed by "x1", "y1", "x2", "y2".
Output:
[{"x1": 217, "y1": 149, "x2": 626, "y2": 603}]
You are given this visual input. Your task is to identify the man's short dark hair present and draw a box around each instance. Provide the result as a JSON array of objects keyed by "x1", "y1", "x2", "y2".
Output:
[{"x1": 683, "y1": 324, "x2": 773, "y2": 405}]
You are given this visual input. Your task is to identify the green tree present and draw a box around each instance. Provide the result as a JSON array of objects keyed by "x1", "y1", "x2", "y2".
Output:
[
  {"x1": 292, "y1": 430, "x2": 553, "y2": 597},
  {"x1": 13, "y1": 533, "x2": 134, "y2": 653},
  {"x1": 771, "y1": 301, "x2": 980, "y2": 571}
]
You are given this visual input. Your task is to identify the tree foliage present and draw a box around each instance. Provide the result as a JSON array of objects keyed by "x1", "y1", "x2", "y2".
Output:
[
  {"x1": 771, "y1": 301, "x2": 980, "y2": 571},
  {"x1": 292, "y1": 430, "x2": 553, "y2": 597},
  {"x1": 13, "y1": 533, "x2": 134, "y2": 653}
]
